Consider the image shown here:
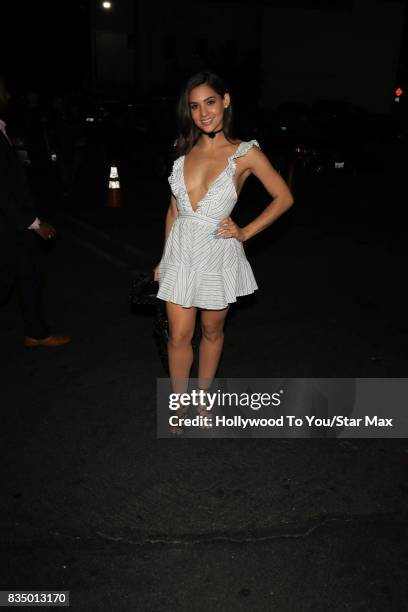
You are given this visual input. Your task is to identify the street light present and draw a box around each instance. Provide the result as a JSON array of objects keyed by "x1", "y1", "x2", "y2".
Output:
[{"x1": 102, "y1": 1, "x2": 112, "y2": 9}]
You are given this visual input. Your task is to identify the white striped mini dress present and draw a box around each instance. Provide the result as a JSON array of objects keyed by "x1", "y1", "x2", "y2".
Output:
[{"x1": 157, "y1": 139, "x2": 260, "y2": 309}]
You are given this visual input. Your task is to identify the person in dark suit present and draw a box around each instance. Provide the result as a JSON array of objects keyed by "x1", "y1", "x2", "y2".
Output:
[{"x1": 0, "y1": 75, "x2": 70, "y2": 348}]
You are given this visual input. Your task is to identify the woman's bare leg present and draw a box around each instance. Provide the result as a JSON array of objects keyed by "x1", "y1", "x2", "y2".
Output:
[
  {"x1": 166, "y1": 301, "x2": 197, "y2": 394},
  {"x1": 198, "y1": 306, "x2": 229, "y2": 391}
]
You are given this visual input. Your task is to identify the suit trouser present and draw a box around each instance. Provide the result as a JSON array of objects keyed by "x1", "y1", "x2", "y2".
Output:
[{"x1": 0, "y1": 231, "x2": 50, "y2": 339}]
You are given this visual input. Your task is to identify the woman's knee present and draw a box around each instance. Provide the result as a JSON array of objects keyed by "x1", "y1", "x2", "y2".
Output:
[
  {"x1": 201, "y1": 322, "x2": 224, "y2": 342},
  {"x1": 168, "y1": 328, "x2": 194, "y2": 349}
]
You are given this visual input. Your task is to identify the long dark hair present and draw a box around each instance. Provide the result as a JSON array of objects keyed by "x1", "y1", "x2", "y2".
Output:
[{"x1": 173, "y1": 71, "x2": 238, "y2": 158}]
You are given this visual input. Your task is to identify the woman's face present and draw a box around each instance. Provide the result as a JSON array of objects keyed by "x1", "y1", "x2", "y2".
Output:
[{"x1": 188, "y1": 84, "x2": 229, "y2": 133}]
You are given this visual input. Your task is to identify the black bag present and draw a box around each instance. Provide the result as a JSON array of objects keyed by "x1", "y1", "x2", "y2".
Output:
[
  {"x1": 129, "y1": 271, "x2": 169, "y2": 373},
  {"x1": 153, "y1": 298, "x2": 170, "y2": 374},
  {"x1": 129, "y1": 271, "x2": 158, "y2": 306}
]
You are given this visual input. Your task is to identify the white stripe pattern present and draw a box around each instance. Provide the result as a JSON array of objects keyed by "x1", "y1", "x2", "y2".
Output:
[{"x1": 157, "y1": 139, "x2": 260, "y2": 309}]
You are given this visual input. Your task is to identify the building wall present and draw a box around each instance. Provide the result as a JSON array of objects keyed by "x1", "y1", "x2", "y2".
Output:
[
  {"x1": 90, "y1": 0, "x2": 404, "y2": 112},
  {"x1": 90, "y1": 0, "x2": 135, "y2": 93},
  {"x1": 261, "y1": 0, "x2": 405, "y2": 112},
  {"x1": 348, "y1": 0, "x2": 405, "y2": 113}
]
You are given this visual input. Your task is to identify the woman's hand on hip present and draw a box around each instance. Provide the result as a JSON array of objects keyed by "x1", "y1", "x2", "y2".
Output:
[{"x1": 212, "y1": 217, "x2": 245, "y2": 241}]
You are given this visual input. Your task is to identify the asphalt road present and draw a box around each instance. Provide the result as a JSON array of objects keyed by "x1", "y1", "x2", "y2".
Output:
[{"x1": 1, "y1": 161, "x2": 408, "y2": 611}]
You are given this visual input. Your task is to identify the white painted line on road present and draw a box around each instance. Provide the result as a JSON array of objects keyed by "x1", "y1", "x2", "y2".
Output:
[
  {"x1": 61, "y1": 213, "x2": 112, "y2": 241},
  {"x1": 121, "y1": 243, "x2": 149, "y2": 257},
  {"x1": 63, "y1": 230, "x2": 130, "y2": 269},
  {"x1": 61, "y1": 212, "x2": 149, "y2": 260}
]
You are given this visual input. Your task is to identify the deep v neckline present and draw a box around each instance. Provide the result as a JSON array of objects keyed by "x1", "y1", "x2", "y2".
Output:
[{"x1": 182, "y1": 142, "x2": 242, "y2": 213}]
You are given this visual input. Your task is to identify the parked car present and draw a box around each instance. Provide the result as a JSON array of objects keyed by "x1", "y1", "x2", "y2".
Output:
[
  {"x1": 291, "y1": 120, "x2": 354, "y2": 177},
  {"x1": 308, "y1": 103, "x2": 408, "y2": 174}
]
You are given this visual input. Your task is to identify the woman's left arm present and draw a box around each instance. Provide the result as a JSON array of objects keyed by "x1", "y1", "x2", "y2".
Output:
[
  {"x1": 241, "y1": 147, "x2": 294, "y2": 242},
  {"x1": 217, "y1": 147, "x2": 294, "y2": 242}
]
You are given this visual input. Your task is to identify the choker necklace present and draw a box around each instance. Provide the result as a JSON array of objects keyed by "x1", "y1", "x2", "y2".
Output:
[{"x1": 202, "y1": 127, "x2": 224, "y2": 139}]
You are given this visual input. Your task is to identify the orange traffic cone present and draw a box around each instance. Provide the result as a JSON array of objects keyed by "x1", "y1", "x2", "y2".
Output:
[{"x1": 106, "y1": 160, "x2": 123, "y2": 208}]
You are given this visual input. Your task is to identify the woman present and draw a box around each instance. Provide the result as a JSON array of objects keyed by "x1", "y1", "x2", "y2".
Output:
[{"x1": 153, "y1": 71, "x2": 294, "y2": 433}]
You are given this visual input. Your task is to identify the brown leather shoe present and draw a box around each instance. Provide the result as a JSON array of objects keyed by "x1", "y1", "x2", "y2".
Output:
[{"x1": 25, "y1": 335, "x2": 71, "y2": 348}]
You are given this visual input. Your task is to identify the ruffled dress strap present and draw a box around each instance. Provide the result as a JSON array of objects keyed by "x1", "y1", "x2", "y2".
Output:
[
  {"x1": 231, "y1": 139, "x2": 261, "y2": 159},
  {"x1": 167, "y1": 155, "x2": 183, "y2": 198},
  {"x1": 225, "y1": 139, "x2": 261, "y2": 181}
]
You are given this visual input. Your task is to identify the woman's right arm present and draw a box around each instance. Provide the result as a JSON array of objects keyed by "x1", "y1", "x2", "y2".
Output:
[{"x1": 153, "y1": 195, "x2": 178, "y2": 280}]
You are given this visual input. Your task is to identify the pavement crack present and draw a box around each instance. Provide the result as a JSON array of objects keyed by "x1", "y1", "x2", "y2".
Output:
[
  {"x1": 92, "y1": 512, "x2": 384, "y2": 546},
  {"x1": 3, "y1": 511, "x2": 406, "y2": 549}
]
